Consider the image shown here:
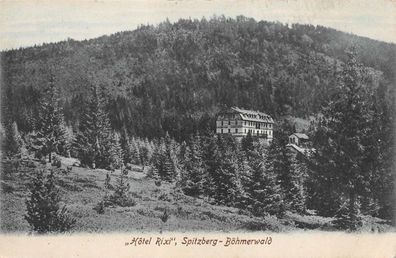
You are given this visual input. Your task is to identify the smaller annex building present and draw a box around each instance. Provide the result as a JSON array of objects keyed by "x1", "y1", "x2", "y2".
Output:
[
  {"x1": 286, "y1": 133, "x2": 314, "y2": 157},
  {"x1": 216, "y1": 107, "x2": 274, "y2": 142}
]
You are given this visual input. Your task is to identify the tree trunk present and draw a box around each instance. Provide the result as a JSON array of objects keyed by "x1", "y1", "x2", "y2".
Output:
[{"x1": 48, "y1": 152, "x2": 52, "y2": 164}]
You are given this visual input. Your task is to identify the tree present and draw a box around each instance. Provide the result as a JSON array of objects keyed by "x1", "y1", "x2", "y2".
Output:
[
  {"x1": 119, "y1": 129, "x2": 132, "y2": 164},
  {"x1": 267, "y1": 136, "x2": 302, "y2": 208},
  {"x1": 289, "y1": 154, "x2": 309, "y2": 213},
  {"x1": 248, "y1": 149, "x2": 284, "y2": 216},
  {"x1": 151, "y1": 134, "x2": 178, "y2": 182},
  {"x1": 104, "y1": 172, "x2": 135, "y2": 207},
  {"x1": 180, "y1": 135, "x2": 205, "y2": 197},
  {"x1": 241, "y1": 131, "x2": 254, "y2": 157},
  {"x1": 129, "y1": 137, "x2": 141, "y2": 165},
  {"x1": 211, "y1": 135, "x2": 243, "y2": 206},
  {"x1": 312, "y1": 49, "x2": 373, "y2": 230},
  {"x1": 33, "y1": 78, "x2": 67, "y2": 163},
  {"x1": 73, "y1": 85, "x2": 117, "y2": 169},
  {"x1": 201, "y1": 134, "x2": 220, "y2": 198},
  {"x1": 25, "y1": 169, "x2": 76, "y2": 233},
  {"x1": 107, "y1": 132, "x2": 123, "y2": 169},
  {"x1": 3, "y1": 121, "x2": 23, "y2": 158}
]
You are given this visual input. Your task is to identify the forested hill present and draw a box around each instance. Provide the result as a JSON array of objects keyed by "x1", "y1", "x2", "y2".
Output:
[{"x1": 2, "y1": 16, "x2": 396, "y2": 141}]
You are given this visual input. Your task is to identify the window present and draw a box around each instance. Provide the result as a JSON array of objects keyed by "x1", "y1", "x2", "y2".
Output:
[
  {"x1": 221, "y1": 129, "x2": 223, "y2": 133},
  {"x1": 228, "y1": 121, "x2": 230, "y2": 125},
  {"x1": 235, "y1": 128, "x2": 238, "y2": 133},
  {"x1": 221, "y1": 121, "x2": 223, "y2": 126},
  {"x1": 228, "y1": 129, "x2": 230, "y2": 133}
]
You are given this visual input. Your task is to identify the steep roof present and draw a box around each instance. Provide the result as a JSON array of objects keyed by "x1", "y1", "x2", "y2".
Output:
[
  {"x1": 291, "y1": 133, "x2": 309, "y2": 140},
  {"x1": 286, "y1": 143, "x2": 315, "y2": 156},
  {"x1": 230, "y1": 107, "x2": 274, "y2": 123}
]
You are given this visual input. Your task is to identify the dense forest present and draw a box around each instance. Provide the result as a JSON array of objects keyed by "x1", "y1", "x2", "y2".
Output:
[
  {"x1": 1, "y1": 16, "x2": 395, "y2": 232},
  {"x1": 1, "y1": 16, "x2": 395, "y2": 140}
]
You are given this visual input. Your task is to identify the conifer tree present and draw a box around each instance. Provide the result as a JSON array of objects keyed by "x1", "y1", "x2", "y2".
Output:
[
  {"x1": 248, "y1": 149, "x2": 284, "y2": 216},
  {"x1": 289, "y1": 154, "x2": 309, "y2": 213},
  {"x1": 312, "y1": 49, "x2": 373, "y2": 230},
  {"x1": 140, "y1": 138, "x2": 153, "y2": 166},
  {"x1": 201, "y1": 135, "x2": 219, "y2": 197},
  {"x1": 266, "y1": 137, "x2": 296, "y2": 210},
  {"x1": 241, "y1": 131, "x2": 254, "y2": 155},
  {"x1": 181, "y1": 135, "x2": 205, "y2": 197},
  {"x1": 150, "y1": 138, "x2": 165, "y2": 180},
  {"x1": 33, "y1": 78, "x2": 67, "y2": 163},
  {"x1": 25, "y1": 169, "x2": 76, "y2": 233},
  {"x1": 358, "y1": 84, "x2": 394, "y2": 219},
  {"x1": 3, "y1": 121, "x2": 23, "y2": 158},
  {"x1": 130, "y1": 137, "x2": 141, "y2": 164},
  {"x1": 151, "y1": 135, "x2": 177, "y2": 182},
  {"x1": 120, "y1": 129, "x2": 132, "y2": 164},
  {"x1": 107, "y1": 132, "x2": 123, "y2": 169},
  {"x1": 74, "y1": 85, "x2": 116, "y2": 169},
  {"x1": 162, "y1": 133, "x2": 178, "y2": 182},
  {"x1": 211, "y1": 135, "x2": 243, "y2": 206},
  {"x1": 236, "y1": 149, "x2": 252, "y2": 209}
]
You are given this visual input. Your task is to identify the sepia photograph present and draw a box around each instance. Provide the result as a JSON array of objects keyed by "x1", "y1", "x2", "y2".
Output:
[{"x1": 0, "y1": 0, "x2": 395, "y2": 257}]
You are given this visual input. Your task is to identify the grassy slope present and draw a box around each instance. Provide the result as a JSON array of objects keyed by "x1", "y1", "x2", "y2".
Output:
[{"x1": 0, "y1": 159, "x2": 392, "y2": 234}]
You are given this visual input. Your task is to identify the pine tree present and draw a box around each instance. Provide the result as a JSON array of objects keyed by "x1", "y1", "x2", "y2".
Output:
[
  {"x1": 130, "y1": 137, "x2": 141, "y2": 165},
  {"x1": 3, "y1": 121, "x2": 23, "y2": 158},
  {"x1": 358, "y1": 82, "x2": 394, "y2": 220},
  {"x1": 289, "y1": 154, "x2": 309, "y2": 213},
  {"x1": 120, "y1": 129, "x2": 132, "y2": 164},
  {"x1": 32, "y1": 78, "x2": 67, "y2": 163},
  {"x1": 73, "y1": 85, "x2": 115, "y2": 169},
  {"x1": 140, "y1": 138, "x2": 153, "y2": 166},
  {"x1": 201, "y1": 135, "x2": 220, "y2": 198},
  {"x1": 104, "y1": 172, "x2": 135, "y2": 207},
  {"x1": 150, "y1": 138, "x2": 166, "y2": 180},
  {"x1": 236, "y1": 149, "x2": 252, "y2": 209},
  {"x1": 266, "y1": 137, "x2": 296, "y2": 210},
  {"x1": 248, "y1": 149, "x2": 284, "y2": 216},
  {"x1": 312, "y1": 49, "x2": 372, "y2": 230},
  {"x1": 211, "y1": 135, "x2": 243, "y2": 206},
  {"x1": 150, "y1": 135, "x2": 178, "y2": 182},
  {"x1": 241, "y1": 131, "x2": 254, "y2": 155},
  {"x1": 108, "y1": 132, "x2": 123, "y2": 169},
  {"x1": 25, "y1": 169, "x2": 76, "y2": 233},
  {"x1": 161, "y1": 133, "x2": 178, "y2": 182},
  {"x1": 181, "y1": 135, "x2": 205, "y2": 197}
]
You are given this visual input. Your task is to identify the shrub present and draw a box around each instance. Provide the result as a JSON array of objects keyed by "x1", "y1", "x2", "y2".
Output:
[
  {"x1": 93, "y1": 201, "x2": 105, "y2": 214},
  {"x1": 25, "y1": 169, "x2": 76, "y2": 233},
  {"x1": 103, "y1": 173, "x2": 135, "y2": 207}
]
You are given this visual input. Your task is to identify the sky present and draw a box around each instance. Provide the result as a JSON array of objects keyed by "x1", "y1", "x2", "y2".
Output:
[{"x1": 0, "y1": 0, "x2": 395, "y2": 50}]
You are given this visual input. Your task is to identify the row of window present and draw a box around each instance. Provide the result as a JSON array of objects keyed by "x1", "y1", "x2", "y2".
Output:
[
  {"x1": 219, "y1": 120, "x2": 272, "y2": 128},
  {"x1": 219, "y1": 128, "x2": 272, "y2": 135},
  {"x1": 244, "y1": 114, "x2": 271, "y2": 120}
]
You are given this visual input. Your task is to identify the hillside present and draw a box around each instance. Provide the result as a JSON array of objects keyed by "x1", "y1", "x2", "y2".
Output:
[
  {"x1": 2, "y1": 158, "x2": 392, "y2": 233},
  {"x1": 2, "y1": 16, "x2": 395, "y2": 141}
]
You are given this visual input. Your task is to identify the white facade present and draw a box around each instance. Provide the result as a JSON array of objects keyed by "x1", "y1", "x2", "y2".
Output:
[{"x1": 216, "y1": 107, "x2": 274, "y2": 141}]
